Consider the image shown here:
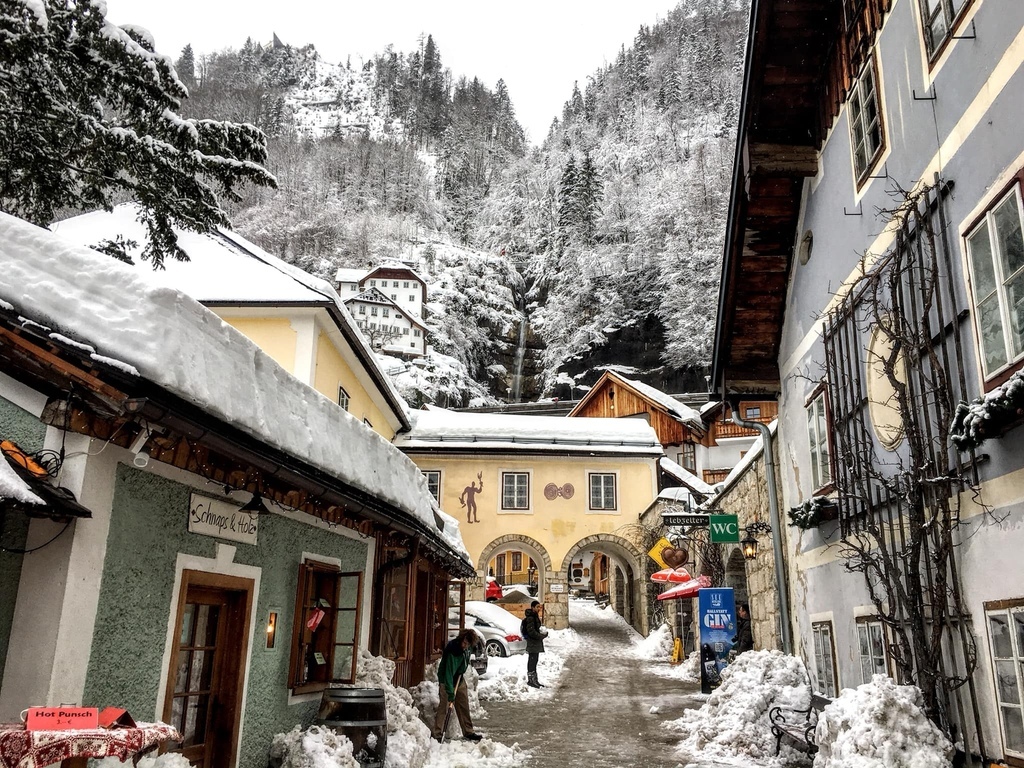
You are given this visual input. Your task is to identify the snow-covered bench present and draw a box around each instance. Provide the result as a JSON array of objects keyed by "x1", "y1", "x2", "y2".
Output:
[{"x1": 769, "y1": 693, "x2": 831, "y2": 755}]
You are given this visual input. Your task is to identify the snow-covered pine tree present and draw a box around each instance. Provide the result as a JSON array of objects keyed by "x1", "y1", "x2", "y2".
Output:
[
  {"x1": 0, "y1": 0, "x2": 276, "y2": 267},
  {"x1": 176, "y1": 44, "x2": 197, "y2": 91}
]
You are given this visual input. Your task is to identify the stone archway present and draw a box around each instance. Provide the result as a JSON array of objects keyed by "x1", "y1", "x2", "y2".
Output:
[
  {"x1": 476, "y1": 535, "x2": 553, "y2": 602},
  {"x1": 556, "y1": 533, "x2": 647, "y2": 632}
]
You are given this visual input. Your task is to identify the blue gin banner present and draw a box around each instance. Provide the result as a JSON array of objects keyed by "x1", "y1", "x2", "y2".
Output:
[{"x1": 698, "y1": 587, "x2": 736, "y2": 692}]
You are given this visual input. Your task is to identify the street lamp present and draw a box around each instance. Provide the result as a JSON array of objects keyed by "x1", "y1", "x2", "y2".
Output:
[{"x1": 742, "y1": 521, "x2": 773, "y2": 561}]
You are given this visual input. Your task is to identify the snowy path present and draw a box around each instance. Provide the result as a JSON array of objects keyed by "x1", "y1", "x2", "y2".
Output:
[{"x1": 477, "y1": 601, "x2": 731, "y2": 767}]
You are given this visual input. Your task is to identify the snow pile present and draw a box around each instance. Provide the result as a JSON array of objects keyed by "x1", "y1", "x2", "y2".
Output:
[
  {"x1": 668, "y1": 650, "x2": 811, "y2": 767},
  {"x1": 678, "y1": 651, "x2": 701, "y2": 683},
  {"x1": 269, "y1": 725, "x2": 360, "y2": 768},
  {"x1": 814, "y1": 675, "x2": 953, "y2": 768},
  {"x1": 949, "y1": 368, "x2": 1024, "y2": 450},
  {"x1": 270, "y1": 652, "x2": 524, "y2": 768},
  {"x1": 0, "y1": 458, "x2": 43, "y2": 506},
  {"x1": 95, "y1": 751, "x2": 193, "y2": 768},
  {"x1": 633, "y1": 622, "x2": 674, "y2": 660},
  {"x1": 477, "y1": 625, "x2": 580, "y2": 703}
]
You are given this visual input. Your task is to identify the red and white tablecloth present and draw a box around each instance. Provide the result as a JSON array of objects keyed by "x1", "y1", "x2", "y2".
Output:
[{"x1": 0, "y1": 723, "x2": 181, "y2": 768}]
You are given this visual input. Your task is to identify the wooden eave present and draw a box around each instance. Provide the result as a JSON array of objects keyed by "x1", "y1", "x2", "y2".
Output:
[
  {"x1": 712, "y1": 0, "x2": 842, "y2": 395},
  {"x1": 0, "y1": 311, "x2": 469, "y2": 576}
]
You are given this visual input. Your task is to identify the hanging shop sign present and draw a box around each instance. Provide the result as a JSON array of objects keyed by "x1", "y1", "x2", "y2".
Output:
[
  {"x1": 709, "y1": 514, "x2": 740, "y2": 543},
  {"x1": 188, "y1": 493, "x2": 259, "y2": 545},
  {"x1": 698, "y1": 587, "x2": 736, "y2": 694},
  {"x1": 662, "y1": 512, "x2": 709, "y2": 527}
]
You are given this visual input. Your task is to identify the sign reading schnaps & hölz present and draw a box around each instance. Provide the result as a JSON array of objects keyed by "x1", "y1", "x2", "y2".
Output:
[{"x1": 188, "y1": 493, "x2": 259, "y2": 545}]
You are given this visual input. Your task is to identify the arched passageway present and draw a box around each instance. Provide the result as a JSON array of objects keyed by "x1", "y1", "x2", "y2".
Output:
[{"x1": 556, "y1": 533, "x2": 647, "y2": 633}]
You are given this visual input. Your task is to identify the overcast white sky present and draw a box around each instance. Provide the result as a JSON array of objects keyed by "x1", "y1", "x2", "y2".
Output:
[{"x1": 104, "y1": 0, "x2": 680, "y2": 144}]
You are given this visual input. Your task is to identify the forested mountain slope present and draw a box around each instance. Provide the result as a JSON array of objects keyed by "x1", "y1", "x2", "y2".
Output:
[{"x1": 175, "y1": 0, "x2": 747, "y2": 404}]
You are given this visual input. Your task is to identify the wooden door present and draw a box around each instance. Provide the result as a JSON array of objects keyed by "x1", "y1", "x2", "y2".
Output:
[{"x1": 164, "y1": 571, "x2": 253, "y2": 768}]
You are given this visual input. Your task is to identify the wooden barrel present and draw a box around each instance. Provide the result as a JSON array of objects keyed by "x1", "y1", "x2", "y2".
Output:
[{"x1": 316, "y1": 688, "x2": 387, "y2": 768}]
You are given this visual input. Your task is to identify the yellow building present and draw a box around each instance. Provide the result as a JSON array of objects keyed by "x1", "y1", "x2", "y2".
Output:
[{"x1": 394, "y1": 408, "x2": 663, "y2": 629}]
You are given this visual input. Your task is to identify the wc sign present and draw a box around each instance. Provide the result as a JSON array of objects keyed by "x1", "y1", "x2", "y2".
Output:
[{"x1": 709, "y1": 514, "x2": 740, "y2": 543}]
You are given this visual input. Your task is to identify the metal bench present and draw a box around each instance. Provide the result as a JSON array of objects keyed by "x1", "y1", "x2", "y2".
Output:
[{"x1": 769, "y1": 693, "x2": 832, "y2": 755}]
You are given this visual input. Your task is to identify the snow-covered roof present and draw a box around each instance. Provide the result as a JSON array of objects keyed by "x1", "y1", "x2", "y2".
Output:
[
  {"x1": 48, "y1": 205, "x2": 411, "y2": 430},
  {"x1": 617, "y1": 375, "x2": 704, "y2": 430},
  {"x1": 335, "y1": 267, "x2": 367, "y2": 284},
  {"x1": 658, "y1": 457, "x2": 716, "y2": 496},
  {"x1": 715, "y1": 419, "x2": 779, "y2": 494},
  {"x1": 0, "y1": 212, "x2": 468, "y2": 564},
  {"x1": 395, "y1": 408, "x2": 662, "y2": 454},
  {"x1": 51, "y1": 206, "x2": 333, "y2": 305},
  {"x1": 657, "y1": 486, "x2": 695, "y2": 502},
  {"x1": 365, "y1": 261, "x2": 429, "y2": 286},
  {"x1": 0, "y1": 458, "x2": 44, "y2": 507}
]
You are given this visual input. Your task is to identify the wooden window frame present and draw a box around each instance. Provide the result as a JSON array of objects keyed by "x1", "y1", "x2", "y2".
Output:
[
  {"x1": 588, "y1": 472, "x2": 618, "y2": 511},
  {"x1": 918, "y1": 0, "x2": 976, "y2": 63},
  {"x1": 501, "y1": 471, "x2": 531, "y2": 511},
  {"x1": 812, "y1": 621, "x2": 840, "y2": 697},
  {"x1": 680, "y1": 443, "x2": 696, "y2": 472},
  {"x1": 984, "y1": 597, "x2": 1024, "y2": 763},
  {"x1": 849, "y1": 54, "x2": 886, "y2": 187},
  {"x1": 287, "y1": 559, "x2": 363, "y2": 695},
  {"x1": 511, "y1": 551, "x2": 522, "y2": 572},
  {"x1": 964, "y1": 183, "x2": 1024, "y2": 386},
  {"x1": 337, "y1": 386, "x2": 350, "y2": 411}
]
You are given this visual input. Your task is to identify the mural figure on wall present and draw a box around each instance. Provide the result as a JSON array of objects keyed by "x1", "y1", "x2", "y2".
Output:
[{"x1": 460, "y1": 472, "x2": 484, "y2": 523}]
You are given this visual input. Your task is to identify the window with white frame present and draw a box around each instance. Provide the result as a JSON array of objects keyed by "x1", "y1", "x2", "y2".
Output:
[
  {"x1": 383, "y1": 308, "x2": 390, "y2": 317},
  {"x1": 745, "y1": 406, "x2": 761, "y2": 419},
  {"x1": 857, "y1": 619, "x2": 889, "y2": 683},
  {"x1": 588, "y1": 473, "x2": 616, "y2": 510},
  {"x1": 501, "y1": 472, "x2": 530, "y2": 510},
  {"x1": 392, "y1": 281, "x2": 399, "y2": 288},
  {"x1": 414, "y1": 329, "x2": 421, "y2": 337},
  {"x1": 918, "y1": 0, "x2": 969, "y2": 58},
  {"x1": 370, "y1": 306, "x2": 378, "y2": 316},
  {"x1": 358, "y1": 305, "x2": 365, "y2": 315},
  {"x1": 423, "y1": 470, "x2": 441, "y2": 503},
  {"x1": 849, "y1": 56, "x2": 884, "y2": 182},
  {"x1": 965, "y1": 186, "x2": 1024, "y2": 378},
  {"x1": 403, "y1": 281, "x2": 410, "y2": 288},
  {"x1": 337, "y1": 386, "x2": 350, "y2": 411},
  {"x1": 408, "y1": 295, "x2": 416, "y2": 302},
  {"x1": 370, "y1": 280, "x2": 376, "y2": 286},
  {"x1": 986, "y1": 602, "x2": 1024, "y2": 757},
  {"x1": 390, "y1": 294, "x2": 397, "y2": 300},
  {"x1": 812, "y1": 622, "x2": 838, "y2": 697},
  {"x1": 807, "y1": 390, "x2": 833, "y2": 490}
]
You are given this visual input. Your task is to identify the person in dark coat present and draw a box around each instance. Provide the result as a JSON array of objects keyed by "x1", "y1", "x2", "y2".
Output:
[
  {"x1": 432, "y1": 629, "x2": 483, "y2": 742},
  {"x1": 733, "y1": 603, "x2": 754, "y2": 654},
  {"x1": 522, "y1": 600, "x2": 548, "y2": 688}
]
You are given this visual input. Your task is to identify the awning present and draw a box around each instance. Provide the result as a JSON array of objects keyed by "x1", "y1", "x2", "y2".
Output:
[
  {"x1": 651, "y1": 566, "x2": 694, "y2": 584},
  {"x1": 656, "y1": 575, "x2": 712, "y2": 601},
  {"x1": 0, "y1": 441, "x2": 91, "y2": 521}
]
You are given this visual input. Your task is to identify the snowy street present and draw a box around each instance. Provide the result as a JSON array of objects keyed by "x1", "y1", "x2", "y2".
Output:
[{"x1": 476, "y1": 599, "x2": 729, "y2": 768}]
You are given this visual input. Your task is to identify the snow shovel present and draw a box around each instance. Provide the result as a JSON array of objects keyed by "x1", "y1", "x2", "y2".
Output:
[{"x1": 439, "y1": 673, "x2": 464, "y2": 744}]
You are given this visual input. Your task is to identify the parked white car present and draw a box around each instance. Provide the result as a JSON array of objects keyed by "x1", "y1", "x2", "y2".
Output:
[{"x1": 464, "y1": 600, "x2": 527, "y2": 657}]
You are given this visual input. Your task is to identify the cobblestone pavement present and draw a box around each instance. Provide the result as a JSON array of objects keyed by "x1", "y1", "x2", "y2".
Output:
[{"x1": 477, "y1": 605, "x2": 735, "y2": 768}]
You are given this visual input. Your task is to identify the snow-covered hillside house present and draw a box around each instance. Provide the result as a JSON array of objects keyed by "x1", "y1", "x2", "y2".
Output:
[
  {"x1": 0, "y1": 212, "x2": 473, "y2": 768},
  {"x1": 713, "y1": 0, "x2": 1024, "y2": 763},
  {"x1": 695, "y1": 399, "x2": 777, "y2": 485},
  {"x1": 344, "y1": 287, "x2": 428, "y2": 357},
  {"x1": 335, "y1": 262, "x2": 428, "y2": 321},
  {"x1": 394, "y1": 408, "x2": 664, "y2": 632}
]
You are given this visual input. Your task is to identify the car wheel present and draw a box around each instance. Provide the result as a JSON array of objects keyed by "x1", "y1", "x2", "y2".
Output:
[{"x1": 485, "y1": 639, "x2": 506, "y2": 657}]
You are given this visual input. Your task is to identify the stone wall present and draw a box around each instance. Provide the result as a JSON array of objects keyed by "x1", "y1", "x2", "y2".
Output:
[{"x1": 712, "y1": 433, "x2": 785, "y2": 651}]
